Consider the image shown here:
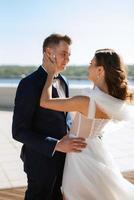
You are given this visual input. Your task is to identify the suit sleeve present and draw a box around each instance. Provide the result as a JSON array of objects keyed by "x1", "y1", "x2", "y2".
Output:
[{"x1": 12, "y1": 78, "x2": 58, "y2": 158}]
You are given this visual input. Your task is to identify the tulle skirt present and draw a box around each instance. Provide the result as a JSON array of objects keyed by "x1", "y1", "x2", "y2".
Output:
[{"x1": 62, "y1": 137, "x2": 134, "y2": 200}]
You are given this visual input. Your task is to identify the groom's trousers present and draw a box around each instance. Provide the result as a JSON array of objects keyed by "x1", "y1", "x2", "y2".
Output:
[{"x1": 24, "y1": 173, "x2": 63, "y2": 200}]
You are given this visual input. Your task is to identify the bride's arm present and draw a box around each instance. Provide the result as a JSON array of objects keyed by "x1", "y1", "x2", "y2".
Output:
[{"x1": 40, "y1": 73, "x2": 89, "y2": 116}]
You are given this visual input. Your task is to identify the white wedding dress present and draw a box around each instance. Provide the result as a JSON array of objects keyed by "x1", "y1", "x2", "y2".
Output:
[{"x1": 62, "y1": 87, "x2": 134, "y2": 200}]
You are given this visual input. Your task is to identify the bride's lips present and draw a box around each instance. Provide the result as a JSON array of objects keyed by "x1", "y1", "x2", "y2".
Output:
[{"x1": 61, "y1": 64, "x2": 66, "y2": 67}]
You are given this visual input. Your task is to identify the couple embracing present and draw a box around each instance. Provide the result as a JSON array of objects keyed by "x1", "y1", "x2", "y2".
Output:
[{"x1": 12, "y1": 33, "x2": 134, "y2": 200}]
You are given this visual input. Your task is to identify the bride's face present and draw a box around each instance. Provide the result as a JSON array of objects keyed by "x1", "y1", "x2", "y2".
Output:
[
  {"x1": 88, "y1": 56, "x2": 104, "y2": 84},
  {"x1": 88, "y1": 57, "x2": 98, "y2": 82}
]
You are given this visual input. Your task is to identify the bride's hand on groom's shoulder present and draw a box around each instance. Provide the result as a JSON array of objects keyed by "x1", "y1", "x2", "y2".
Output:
[{"x1": 55, "y1": 135, "x2": 87, "y2": 153}]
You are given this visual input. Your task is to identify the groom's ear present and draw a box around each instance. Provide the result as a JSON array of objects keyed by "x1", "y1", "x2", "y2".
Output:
[{"x1": 45, "y1": 47, "x2": 52, "y2": 57}]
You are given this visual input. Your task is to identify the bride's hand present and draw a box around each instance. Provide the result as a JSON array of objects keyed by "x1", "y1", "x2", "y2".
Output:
[{"x1": 43, "y1": 53, "x2": 58, "y2": 75}]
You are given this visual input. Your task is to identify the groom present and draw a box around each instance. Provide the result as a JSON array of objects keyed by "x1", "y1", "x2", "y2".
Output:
[{"x1": 12, "y1": 34, "x2": 86, "y2": 200}]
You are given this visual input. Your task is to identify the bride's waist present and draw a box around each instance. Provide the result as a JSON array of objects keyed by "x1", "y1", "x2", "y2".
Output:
[{"x1": 69, "y1": 132, "x2": 103, "y2": 139}]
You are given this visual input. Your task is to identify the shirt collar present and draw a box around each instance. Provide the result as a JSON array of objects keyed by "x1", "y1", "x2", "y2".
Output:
[
  {"x1": 41, "y1": 65, "x2": 59, "y2": 78},
  {"x1": 41, "y1": 65, "x2": 47, "y2": 73}
]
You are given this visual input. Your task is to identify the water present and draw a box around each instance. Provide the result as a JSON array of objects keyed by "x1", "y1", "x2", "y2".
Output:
[
  {"x1": 0, "y1": 78, "x2": 92, "y2": 88},
  {"x1": 0, "y1": 78, "x2": 20, "y2": 87},
  {"x1": 0, "y1": 78, "x2": 134, "y2": 89}
]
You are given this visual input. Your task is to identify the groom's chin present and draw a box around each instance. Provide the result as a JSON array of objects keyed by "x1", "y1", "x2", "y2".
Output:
[{"x1": 61, "y1": 65, "x2": 67, "y2": 71}]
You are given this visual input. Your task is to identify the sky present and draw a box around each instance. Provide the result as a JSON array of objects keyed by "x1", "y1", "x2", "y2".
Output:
[{"x1": 0, "y1": 0, "x2": 134, "y2": 66}]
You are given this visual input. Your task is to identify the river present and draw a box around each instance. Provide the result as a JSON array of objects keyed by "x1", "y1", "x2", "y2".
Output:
[{"x1": 0, "y1": 78, "x2": 134, "y2": 89}]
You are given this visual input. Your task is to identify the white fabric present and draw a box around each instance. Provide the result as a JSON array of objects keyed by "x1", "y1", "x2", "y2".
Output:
[
  {"x1": 62, "y1": 87, "x2": 134, "y2": 200},
  {"x1": 52, "y1": 79, "x2": 66, "y2": 98}
]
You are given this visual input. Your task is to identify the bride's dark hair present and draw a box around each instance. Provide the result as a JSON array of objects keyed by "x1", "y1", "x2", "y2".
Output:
[{"x1": 95, "y1": 49, "x2": 133, "y2": 101}]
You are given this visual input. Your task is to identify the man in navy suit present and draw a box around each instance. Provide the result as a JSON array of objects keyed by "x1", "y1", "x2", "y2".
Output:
[{"x1": 12, "y1": 34, "x2": 86, "y2": 200}]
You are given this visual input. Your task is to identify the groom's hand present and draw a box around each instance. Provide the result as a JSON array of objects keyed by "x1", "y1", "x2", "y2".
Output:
[{"x1": 55, "y1": 135, "x2": 87, "y2": 153}]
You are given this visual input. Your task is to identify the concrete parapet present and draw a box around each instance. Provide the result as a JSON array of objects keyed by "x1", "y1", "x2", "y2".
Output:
[{"x1": 0, "y1": 85, "x2": 86, "y2": 108}]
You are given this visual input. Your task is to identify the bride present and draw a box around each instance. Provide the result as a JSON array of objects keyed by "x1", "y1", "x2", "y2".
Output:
[{"x1": 40, "y1": 49, "x2": 134, "y2": 199}]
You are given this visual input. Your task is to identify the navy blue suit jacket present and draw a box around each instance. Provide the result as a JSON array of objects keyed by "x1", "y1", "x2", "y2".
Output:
[{"x1": 12, "y1": 66, "x2": 69, "y2": 185}]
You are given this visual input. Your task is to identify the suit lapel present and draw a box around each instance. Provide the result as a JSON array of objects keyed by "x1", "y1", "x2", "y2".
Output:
[
  {"x1": 37, "y1": 66, "x2": 69, "y2": 97},
  {"x1": 37, "y1": 66, "x2": 68, "y2": 117}
]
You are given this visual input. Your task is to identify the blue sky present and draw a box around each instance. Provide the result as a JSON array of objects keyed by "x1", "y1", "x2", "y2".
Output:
[{"x1": 0, "y1": 0, "x2": 134, "y2": 65}]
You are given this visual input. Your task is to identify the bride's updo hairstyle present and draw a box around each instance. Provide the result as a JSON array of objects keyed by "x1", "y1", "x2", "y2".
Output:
[{"x1": 95, "y1": 49, "x2": 133, "y2": 101}]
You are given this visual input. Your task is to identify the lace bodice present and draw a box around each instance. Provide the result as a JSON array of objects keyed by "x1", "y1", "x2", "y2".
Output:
[
  {"x1": 69, "y1": 113, "x2": 110, "y2": 139},
  {"x1": 89, "y1": 119, "x2": 109, "y2": 138}
]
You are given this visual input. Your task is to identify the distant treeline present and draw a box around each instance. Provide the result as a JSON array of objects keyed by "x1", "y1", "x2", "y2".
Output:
[{"x1": 0, "y1": 65, "x2": 134, "y2": 79}]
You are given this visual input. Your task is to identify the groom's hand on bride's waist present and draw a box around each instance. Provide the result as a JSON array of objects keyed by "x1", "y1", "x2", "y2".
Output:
[{"x1": 55, "y1": 135, "x2": 87, "y2": 153}]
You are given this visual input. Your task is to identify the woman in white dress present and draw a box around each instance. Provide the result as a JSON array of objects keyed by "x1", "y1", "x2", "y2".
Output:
[{"x1": 40, "y1": 48, "x2": 134, "y2": 200}]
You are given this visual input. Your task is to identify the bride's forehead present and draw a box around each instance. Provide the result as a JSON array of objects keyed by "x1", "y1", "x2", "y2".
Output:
[{"x1": 91, "y1": 57, "x2": 96, "y2": 64}]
